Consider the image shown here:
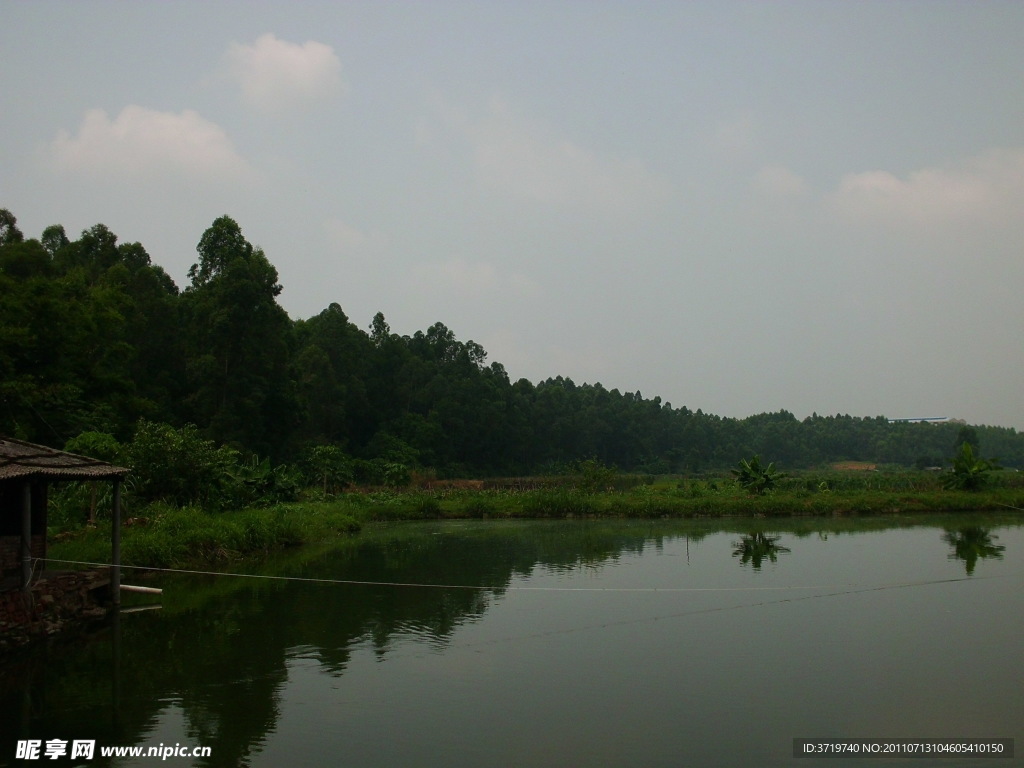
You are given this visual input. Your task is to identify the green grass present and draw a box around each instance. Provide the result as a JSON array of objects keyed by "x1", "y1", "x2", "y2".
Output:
[
  {"x1": 48, "y1": 501, "x2": 361, "y2": 570},
  {"x1": 346, "y1": 479, "x2": 1024, "y2": 522},
  {"x1": 47, "y1": 470, "x2": 1024, "y2": 570}
]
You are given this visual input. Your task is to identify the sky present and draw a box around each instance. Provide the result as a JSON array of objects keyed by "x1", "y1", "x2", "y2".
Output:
[{"x1": 2, "y1": 1, "x2": 1023, "y2": 429}]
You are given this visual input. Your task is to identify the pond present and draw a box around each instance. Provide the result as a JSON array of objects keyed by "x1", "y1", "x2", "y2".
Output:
[{"x1": 2, "y1": 515, "x2": 1023, "y2": 767}]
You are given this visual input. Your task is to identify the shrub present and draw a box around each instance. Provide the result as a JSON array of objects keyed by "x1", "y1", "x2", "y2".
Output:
[
  {"x1": 352, "y1": 458, "x2": 411, "y2": 487},
  {"x1": 573, "y1": 458, "x2": 617, "y2": 492},
  {"x1": 944, "y1": 443, "x2": 1000, "y2": 491},
  {"x1": 731, "y1": 456, "x2": 787, "y2": 496},
  {"x1": 521, "y1": 488, "x2": 596, "y2": 517},
  {"x1": 122, "y1": 420, "x2": 239, "y2": 508},
  {"x1": 303, "y1": 445, "x2": 353, "y2": 495},
  {"x1": 229, "y1": 456, "x2": 301, "y2": 507}
]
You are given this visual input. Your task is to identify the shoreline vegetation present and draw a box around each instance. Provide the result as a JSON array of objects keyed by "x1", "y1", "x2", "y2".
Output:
[
  {"x1": 7, "y1": 210, "x2": 1024, "y2": 574},
  {"x1": 48, "y1": 469, "x2": 1024, "y2": 571}
]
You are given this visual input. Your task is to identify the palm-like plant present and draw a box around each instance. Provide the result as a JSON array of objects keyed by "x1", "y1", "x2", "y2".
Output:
[
  {"x1": 732, "y1": 532, "x2": 791, "y2": 569},
  {"x1": 941, "y1": 527, "x2": 1005, "y2": 574},
  {"x1": 731, "y1": 455, "x2": 786, "y2": 495},
  {"x1": 943, "y1": 443, "x2": 1000, "y2": 491}
]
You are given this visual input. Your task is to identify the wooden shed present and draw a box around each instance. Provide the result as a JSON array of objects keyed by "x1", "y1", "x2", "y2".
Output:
[{"x1": 0, "y1": 437, "x2": 129, "y2": 600}]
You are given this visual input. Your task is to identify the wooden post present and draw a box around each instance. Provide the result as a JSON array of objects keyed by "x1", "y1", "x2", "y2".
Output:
[
  {"x1": 21, "y1": 481, "x2": 31, "y2": 591},
  {"x1": 111, "y1": 605, "x2": 121, "y2": 730},
  {"x1": 112, "y1": 479, "x2": 121, "y2": 607}
]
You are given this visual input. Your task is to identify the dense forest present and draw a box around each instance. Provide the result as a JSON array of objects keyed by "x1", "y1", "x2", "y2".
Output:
[{"x1": 3, "y1": 209, "x2": 1023, "y2": 477}]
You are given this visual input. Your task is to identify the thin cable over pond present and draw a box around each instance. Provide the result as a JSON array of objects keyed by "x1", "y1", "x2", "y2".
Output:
[{"x1": 38, "y1": 557, "x2": 1002, "y2": 593}]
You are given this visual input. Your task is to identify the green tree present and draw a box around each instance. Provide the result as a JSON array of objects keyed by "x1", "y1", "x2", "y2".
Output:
[
  {"x1": 0, "y1": 220, "x2": 122, "y2": 440},
  {"x1": 123, "y1": 420, "x2": 239, "y2": 507},
  {"x1": 61, "y1": 430, "x2": 124, "y2": 523},
  {"x1": 181, "y1": 216, "x2": 294, "y2": 456},
  {"x1": 229, "y1": 455, "x2": 301, "y2": 506},
  {"x1": 370, "y1": 311, "x2": 391, "y2": 346},
  {"x1": 40, "y1": 224, "x2": 69, "y2": 258},
  {"x1": 292, "y1": 302, "x2": 374, "y2": 448},
  {"x1": 0, "y1": 237, "x2": 51, "y2": 279},
  {"x1": 0, "y1": 208, "x2": 24, "y2": 245},
  {"x1": 574, "y1": 457, "x2": 618, "y2": 492},
  {"x1": 115, "y1": 250, "x2": 184, "y2": 424},
  {"x1": 65, "y1": 430, "x2": 122, "y2": 462},
  {"x1": 943, "y1": 443, "x2": 1000, "y2": 491},
  {"x1": 954, "y1": 425, "x2": 980, "y2": 453},
  {"x1": 303, "y1": 444, "x2": 353, "y2": 495},
  {"x1": 731, "y1": 455, "x2": 786, "y2": 495}
]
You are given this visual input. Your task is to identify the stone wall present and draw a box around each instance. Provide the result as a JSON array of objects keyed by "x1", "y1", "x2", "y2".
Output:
[
  {"x1": 0, "y1": 570, "x2": 110, "y2": 653},
  {"x1": 0, "y1": 534, "x2": 46, "y2": 580}
]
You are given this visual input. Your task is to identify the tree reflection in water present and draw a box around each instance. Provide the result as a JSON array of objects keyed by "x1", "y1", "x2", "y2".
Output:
[
  {"x1": 6, "y1": 519, "x2": 1018, "y2": 767},
  {"x1": 942, "y1": 527, "x2": 1006, "y2": 575},
  {"x1": 732, "y1": 532, "x2": 790, "y2": 570}
]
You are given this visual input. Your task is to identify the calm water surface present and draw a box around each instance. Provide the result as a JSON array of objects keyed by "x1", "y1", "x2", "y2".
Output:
[{"x1": 3, "y1": 515, "x2": 1023, "y2": 767}]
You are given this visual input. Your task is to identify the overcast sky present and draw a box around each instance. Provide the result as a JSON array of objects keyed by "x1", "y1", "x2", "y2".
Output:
[{"x1": 3, "y1": 1, "x2": 1023, "y2": 429}]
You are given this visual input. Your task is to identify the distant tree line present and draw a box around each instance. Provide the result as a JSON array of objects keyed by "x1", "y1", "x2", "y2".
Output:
[{"x1": 3, "y1": 209, "x2": 1023, "y2": 477}]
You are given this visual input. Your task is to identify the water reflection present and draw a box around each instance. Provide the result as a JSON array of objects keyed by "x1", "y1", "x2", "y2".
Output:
[
  {"x1": 1, "y1": 522, "x2": 668, "y2": 766},
  {"x1": 941, "y1": 526, "x2": 1006, "y2": 575},
  {"x1": 731, "y1": 532, "x2": 790, "y2": 570},
  {"x1": 1, "y1": 516, "x2": 1021, "y2": 768}
]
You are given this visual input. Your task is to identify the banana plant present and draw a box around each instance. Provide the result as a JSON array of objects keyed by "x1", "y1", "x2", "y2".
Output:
[
  {"x1": 731, "y1": 455, "x2": 786, "y2": 495},
  {"x1": 943, "y1": 443, "x2": 1000, "y2": 491}
]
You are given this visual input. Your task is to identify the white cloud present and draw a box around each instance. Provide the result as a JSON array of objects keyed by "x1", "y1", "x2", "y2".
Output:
[
  {"x1": 49, "y1": 106, "x2": 254, "y2": 182},
  {"x1": 438, "y1": 95, "x2": 672, "y2": 216},
  {"x1": 223, "y1": 33, "x2": 345, "y2": 113},
  {"x1": 831, "y1": 148, "x2": 1024, "y2": 227}
]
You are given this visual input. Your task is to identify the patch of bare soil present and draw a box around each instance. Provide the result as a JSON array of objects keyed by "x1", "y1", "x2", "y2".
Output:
[{"x1": 830, "y1": 461, "x2": 877, "y2": 471}]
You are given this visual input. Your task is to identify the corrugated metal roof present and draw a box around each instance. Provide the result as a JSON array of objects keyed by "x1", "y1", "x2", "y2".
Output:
[{"x1": 0, "y1": 437, "x2": 129, "y2": 481}]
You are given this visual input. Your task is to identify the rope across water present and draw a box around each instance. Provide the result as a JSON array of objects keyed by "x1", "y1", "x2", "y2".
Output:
[{"x1": 37, "y1": 556, "x2": 993, "y2": 594}]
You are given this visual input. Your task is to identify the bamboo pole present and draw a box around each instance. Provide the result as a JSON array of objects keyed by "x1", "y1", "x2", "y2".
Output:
[{"x1": 119, "y1": 584, "x2": 162, "y2": 595}]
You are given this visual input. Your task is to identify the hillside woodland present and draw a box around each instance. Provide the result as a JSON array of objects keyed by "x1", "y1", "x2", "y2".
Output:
[{"x1": 3, "y1": 210, "x2": 1022, "y2": 487}]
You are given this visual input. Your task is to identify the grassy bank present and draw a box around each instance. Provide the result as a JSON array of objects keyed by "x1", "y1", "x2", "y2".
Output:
[
  {"x1": 353, "y1": 483, "x2": 1024, "y2": 521},
  {"x1": 48, "y1": 502, "x2": 361, "y2": 570},
  {"x1": 47, "y1": 472, "x2": 1024, "y2": 570}
]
